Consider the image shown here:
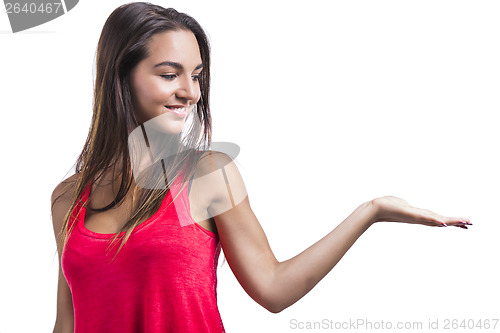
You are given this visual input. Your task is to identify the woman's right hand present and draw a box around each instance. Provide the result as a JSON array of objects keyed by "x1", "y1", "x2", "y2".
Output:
[{"x1": 371, "y1": 196, "x2": 472, "y2": 229}]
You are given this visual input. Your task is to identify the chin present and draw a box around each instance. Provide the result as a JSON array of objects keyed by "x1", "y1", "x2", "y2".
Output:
[
  {"x1": 143, "y1": 112, "x2": 186, "y2": 135},
  {"x1": 152, "y1": 123, "x2": 184, "y2": 135}
]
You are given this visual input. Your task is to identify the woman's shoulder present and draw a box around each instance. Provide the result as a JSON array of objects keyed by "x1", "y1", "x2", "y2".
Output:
[
  {"x1": 194, "y1": 150, "x2": 235, "y2": 175},
  {"x1": 192, "y1": 150, "x2": 247, "y2": 213},
  {"x1": 51, "y1": 173, "x2": 80, "y2": 207},
  {"x1": 51, "y1": 173, "x2": 81, "y2": 235}
]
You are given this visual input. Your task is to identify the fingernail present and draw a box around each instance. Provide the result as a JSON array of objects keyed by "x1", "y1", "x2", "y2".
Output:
[{"x1": 441, "y1": 223, "x2": 448, "y2": 227}]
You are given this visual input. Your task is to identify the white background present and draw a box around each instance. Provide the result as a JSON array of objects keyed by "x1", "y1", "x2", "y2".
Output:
[{"x1": 0, "y1": 1, "x2": 499, "y2": 332}]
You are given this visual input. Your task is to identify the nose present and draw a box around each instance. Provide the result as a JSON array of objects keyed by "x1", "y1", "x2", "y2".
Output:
[{"x1": 176, "y1": 75, "x2": 198, "y2": 102}]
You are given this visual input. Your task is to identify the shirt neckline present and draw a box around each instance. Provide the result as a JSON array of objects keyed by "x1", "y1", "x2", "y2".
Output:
[
  {"x1": 76, "y1": 181, "x2": 173, "y2": 239},
  {"x1": 75, "y1": 174, "x2": 218, "y2": 240}
]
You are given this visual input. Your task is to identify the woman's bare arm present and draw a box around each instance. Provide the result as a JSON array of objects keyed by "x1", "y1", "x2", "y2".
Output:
[
  {"x1": 51, "y1": 179, "x2": 76, "y2": 333},
  {"x1": 268, "y1": 200, "x2": 375, "y2": 312},
  {"x1": 201, "y1": 152, "x2": 470, "y2": 313},
  {"x1": 213, "y1": 188, "x2": 374, "y2": 313}
]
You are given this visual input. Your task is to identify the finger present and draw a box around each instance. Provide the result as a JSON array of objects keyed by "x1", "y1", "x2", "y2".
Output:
[
  {"x1": 417, "y1": 209, "x2": 450, "y2": 226},
  {"x1": 449, "y1": 221, "x2": 473, "y2": 227},
  {"x1": 445, "y1": 217, "x2": 472, "y2": 225},
  {"x1": 435, "y1": 222, "x2": 471, "y2": 228},
  {"x1": 458, "y1": 221, "x2": 473, "y2": 226},
  {"x1": 445, "y1": 221, "x2": 469, "y2": 229}
]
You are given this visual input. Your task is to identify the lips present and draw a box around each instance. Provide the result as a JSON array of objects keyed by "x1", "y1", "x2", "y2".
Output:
[{"x1": 164, "y1": 105, "x2": 188, "y2": 117}]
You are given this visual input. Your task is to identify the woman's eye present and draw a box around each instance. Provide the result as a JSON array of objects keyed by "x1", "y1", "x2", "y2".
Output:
[
  {"x1": 192, "y1": 74, "x2": 201, "y2": 81},
  {"x1": 160, "y1": 74, "x2": 176, "y2": 80}
]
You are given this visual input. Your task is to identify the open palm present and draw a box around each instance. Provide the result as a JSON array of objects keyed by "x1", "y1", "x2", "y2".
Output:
[{"x1": 372, "y1": 196, "x2": 472, "y2": 229}]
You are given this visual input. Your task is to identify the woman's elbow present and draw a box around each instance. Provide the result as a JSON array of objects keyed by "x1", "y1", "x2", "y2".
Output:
[
  {"x1": 245, "y1": 283, "x2": 284, "y2": 313},
  {"x1": 266, "y1": 303, "x2": 285, "y2": 314},
  {"x1": 258, "y1": 287, "x2": 288, "y2": 313},
  {"x1": 262, "y1": 298, "x2": 290, "y2": 313},
  {"x1": 257, "y1": 299, "x2": 282, "y2": 313}
]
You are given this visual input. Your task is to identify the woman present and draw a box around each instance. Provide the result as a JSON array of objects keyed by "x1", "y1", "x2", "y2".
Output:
[{"x1": 51, "y1": 2, "x2": 472, "y2": 332}]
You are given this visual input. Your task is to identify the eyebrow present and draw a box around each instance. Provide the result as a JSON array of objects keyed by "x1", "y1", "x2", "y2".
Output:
[{"x1": 153, "y1": 61, "x2": 203, "y2": 71}]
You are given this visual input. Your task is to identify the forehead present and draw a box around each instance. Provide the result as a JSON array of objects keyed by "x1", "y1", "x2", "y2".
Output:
[{"x1": 145, "y1": 29, "x2": 202, "y2": 67}]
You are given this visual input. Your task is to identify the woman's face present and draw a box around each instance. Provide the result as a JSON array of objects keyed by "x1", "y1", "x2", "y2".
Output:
[{"x1": 130, "y1": 29, "x2": 203, "y2": 133}]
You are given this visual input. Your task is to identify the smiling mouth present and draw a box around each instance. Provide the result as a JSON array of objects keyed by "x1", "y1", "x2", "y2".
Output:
[{"x1": 164, "y1": 105, "x2": 188, "y2": 117}]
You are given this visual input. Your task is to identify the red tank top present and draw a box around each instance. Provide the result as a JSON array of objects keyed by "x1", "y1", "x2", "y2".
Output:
[{"x1": 61, "y1": 175, "x2": 225, "y2": 332}]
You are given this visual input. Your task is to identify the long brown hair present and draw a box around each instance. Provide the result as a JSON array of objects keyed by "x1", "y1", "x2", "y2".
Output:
[{"x1": 53, "y1": 2, "x2": 213, "y2": 261}]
